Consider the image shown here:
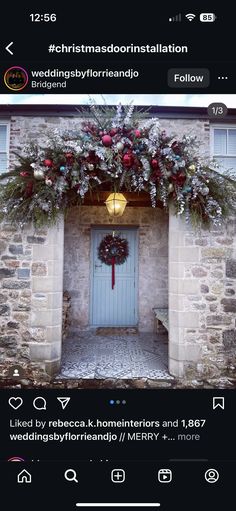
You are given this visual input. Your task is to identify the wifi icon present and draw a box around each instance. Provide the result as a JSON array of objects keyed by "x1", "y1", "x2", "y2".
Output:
[{"x1": 185, "y1": 13, "x2": 196, "y2": 21}]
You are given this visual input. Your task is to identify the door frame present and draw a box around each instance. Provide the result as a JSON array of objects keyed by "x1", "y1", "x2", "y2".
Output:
[{"x1": 89, "y1": 225, "x2": 139, "y2": 327}]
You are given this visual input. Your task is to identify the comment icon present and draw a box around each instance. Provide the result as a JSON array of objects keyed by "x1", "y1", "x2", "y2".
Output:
[{"x1": 33, "y1": 397, "x2": 47, "y2": 410}]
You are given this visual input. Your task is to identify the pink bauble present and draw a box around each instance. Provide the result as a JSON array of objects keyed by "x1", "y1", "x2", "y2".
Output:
[
  {"x1": 151, "y1": 159, "x2": 159, "y2": 170},
  {"x1": 134, "y1": 129, "x2": 141, "y2": 138},
  {"x1": 102, "y1": 135, "x2": 113, "y2": 147},
  {"x1": 123, "y1": 153, "x2": 133, "y2": 168},
  {"x1": 43, "y1": 159, "x2": 53, "y2": 167}
]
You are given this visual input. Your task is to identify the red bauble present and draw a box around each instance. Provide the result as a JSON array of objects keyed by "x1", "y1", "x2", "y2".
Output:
[
  {"x1": 109, "y1": 128, "x2": 117, "y2": 137},
  {"x1": 134, "y1": 129, "x2": 141, "y2": 138},
  {"x1": 43, "y1": 159, "x2": 53, "y2": 167},
  {"x1": 65, "y1": 152, "x2": 73, "y2": 159},
  {"x1": 123, "y1": 152, "x2": 134, "y2": 168},
  {"x1": 102, "y1": 135, "x2": 113, "y2": 147},
  {"x1": 151, "y1": 159, "x2": 159, "y2": 170},
  {"x1": 20, "y1": 171, "x2": 29, "y2": 177}
]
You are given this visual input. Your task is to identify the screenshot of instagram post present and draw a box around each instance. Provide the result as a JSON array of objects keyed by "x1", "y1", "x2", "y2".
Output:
[{"x1": 0, "y1": 5, "x2": 235, "y2": 510}]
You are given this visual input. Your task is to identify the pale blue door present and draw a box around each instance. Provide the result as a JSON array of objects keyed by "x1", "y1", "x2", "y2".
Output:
[{"x1": 91, "y1": 228, "x2": 138, "y2": 326}]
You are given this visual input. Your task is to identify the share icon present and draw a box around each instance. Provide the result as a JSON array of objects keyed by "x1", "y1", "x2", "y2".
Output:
[{"x1": 57, "y1": 397, "x2": 71, "y2": 410}]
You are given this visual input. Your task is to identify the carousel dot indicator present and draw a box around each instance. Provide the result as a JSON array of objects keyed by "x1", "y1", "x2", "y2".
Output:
[{"x1": 109, "y1": 400, "x2": 115, "y2": 405}]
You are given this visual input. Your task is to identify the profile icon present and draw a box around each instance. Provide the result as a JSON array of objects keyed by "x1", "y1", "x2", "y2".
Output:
[
  {"x1": 4, "y1": 66, "x2": 28, "y2": 91},
  {"x1": 7, "y1": 365, "x2": 25, "y2": 379},
  {"x1": 204, "y1": 468, "x2": 219, "y2": 483}
]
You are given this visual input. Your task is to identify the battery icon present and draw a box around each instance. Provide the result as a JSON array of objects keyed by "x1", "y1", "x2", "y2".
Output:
[{"x1": 200, "y1": 13, "x2": 217, "y2": 22}]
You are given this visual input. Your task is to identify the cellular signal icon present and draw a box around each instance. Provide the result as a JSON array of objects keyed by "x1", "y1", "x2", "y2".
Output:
[
  {"x1": 169, "y1": 13, "x2": 182, "y2": 22},
  {"x1": 185, "y1": 13, "x2": 196, "y2": 21}
]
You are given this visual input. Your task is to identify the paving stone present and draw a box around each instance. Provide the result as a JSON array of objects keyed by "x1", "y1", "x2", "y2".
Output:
[{"x1": 59, "y1": 332, "x2": 169, "y2": 379}]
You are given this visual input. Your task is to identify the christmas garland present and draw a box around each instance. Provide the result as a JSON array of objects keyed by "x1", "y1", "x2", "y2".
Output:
[
  {"x1": 0, "y1": 103, "x2": 235, "y2": 228},
  {"x1": 98, "y1": 234, "x2": 129, "y2": 289}
]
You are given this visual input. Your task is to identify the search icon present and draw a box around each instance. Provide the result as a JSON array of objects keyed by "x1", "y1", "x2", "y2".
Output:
[{"x1": 64, "y1": 469, "x2": 78, "y2": 483}]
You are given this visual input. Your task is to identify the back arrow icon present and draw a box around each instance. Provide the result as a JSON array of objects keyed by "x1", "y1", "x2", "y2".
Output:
[{"x1": 6, "y1": 42, "x2": 14, "y2": 55}]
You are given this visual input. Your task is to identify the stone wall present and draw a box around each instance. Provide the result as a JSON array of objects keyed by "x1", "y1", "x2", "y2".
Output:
[
  {"x1": 0, "y1": 219, "x2": 64, "y2": 376},
  {"x1": 169, "y1": 214, "x2": 236, "y2": 378},
  {"x1": 64, "y1": 206, "x2": 168, "y2": 332}
]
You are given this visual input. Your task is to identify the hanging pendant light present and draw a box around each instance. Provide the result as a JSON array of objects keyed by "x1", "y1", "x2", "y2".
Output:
[{"x1": 105, "y1": 192, "x2": 128, "y2": 217}]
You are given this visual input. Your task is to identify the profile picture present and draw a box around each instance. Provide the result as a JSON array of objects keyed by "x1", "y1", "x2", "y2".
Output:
[{"x1": 4, "y1": 66, "x2": 28, "y2": 91}]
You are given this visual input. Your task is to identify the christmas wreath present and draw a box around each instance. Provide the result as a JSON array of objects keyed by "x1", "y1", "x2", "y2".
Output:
[
  {"x1": 0, "y1": 102, "x2": 235, "y2": 228},
  {"x1": 98, "y1": 234, "x2": 129, "y2": 289}
]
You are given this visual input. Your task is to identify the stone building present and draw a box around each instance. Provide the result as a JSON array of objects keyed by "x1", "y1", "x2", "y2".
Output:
[{"x1": 0, "y1": 105, "x2": 235, "y2": 382}]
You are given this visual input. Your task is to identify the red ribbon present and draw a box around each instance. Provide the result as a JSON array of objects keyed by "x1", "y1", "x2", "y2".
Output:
[{"x1": 111, "y1": 256, "x2": 115, "y2": 290}]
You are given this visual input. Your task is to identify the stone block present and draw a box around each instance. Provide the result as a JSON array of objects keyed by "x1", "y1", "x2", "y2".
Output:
[
  {"x1": 206, "y1": 315, "x2": 232, "y2": 326},
  {"x1": 32, "y1": 294, "x2": 47, "y2": 308},
  {"x1": 12, "y1": 312, "x2": 29, "y2": 321},
  {"x1": 7, "y1": 321, "x2": 19, "y2": 329},
  {"x1": 0, "y1": 304, "x2": 10, "y2": 315},
  {"x1": 221, "y1": 298, "x2": 236, "y2": 313},
  {"x1": 27, "y1": 236, "x2": 46, "y2": 244},
  {"x1": 9, "y1": 244, "x2": 23, "y2": 255},
  {"x1": 168, "y1": 262, "x2": 185, "y2": 278},
  {"x1": 50, "y1": 342, "x2": 62, "y2": 359},
  {"x1": 32, "y1": 262, "x2": 47, "y2": 276},
  {"x1": 169, "y1": 247, "x2": 200, "y2": 263},
  {"x1": 205, "y1": 295, "x2": 217, "y2": 302},
  {"x1": 0, "y1": 335, "x2": 17, "y2": 348},
  {"x1": 169, "y1": 294, "x2": 184, "y2": 311},
  {"x1": 226, "y1": 259, "x2": 236, "y2": 278},
  {"x1": 225, "y1": 288, "x2": 235, "y2": 296},
  {"x1": 169, "y1": 310, "x2": 199, "y2": 328},
  {"x1": 45, "y1": 220, "x2": 64, "y2": 245},
  {"x1": 168, "y1": 230, "x2": 185, "y2": 247},
  {"x1": 32, "y1": 276, "x2": 63, "y2": 293},
  {"x1": 47, "y1": 260, "x2": 63, "y2": 277},
  {"x1": 169, "y1": 278, "x2": 200, "y2": 295},
  {"x1": 202, "y1": 247, "x2": 227, "y2": 259},
  {"x1": 44, "y1": 358, "x2": 61, "y2": 376},
  {"x1": 195, "y1": 238, "x2": 208, "y2": 246},
  {"x1": 33, "y1": 245, "x2": 63, "y2": 261},
  {"x1": 169, "y1": 357, "x2": 184, "y2": 377},
  {"x1": 211, "y1": 283, "x2": 224, "y2": 295},
  {"x1": 17, "y1": 268, "x2": 30, "y2": 279},
  {"x1": 47, "y1": 293, "x2": 63, "y2": 309},
  {"x1": 223, "y1": 330, "x2": 236, "y2": 350},
  {"x1": 31, "y1": 308, "x2": 62, "y2": 327},
  {"x1": 0, "y1": 268, "x2": 15, "y2": 278},
  {"x1": 2, "y1": 280, "x2": 30, "y2": 289},
  {"x1": 209, "y1": 304, "x2": 218, "y2": 312},
  {"x1": 191, "y1": 266, "x2": 208, "y2": 278},
  {"x1": 46, "y1": 325, "x2": 62, "y2": 343},
  {"x1": 169, "y1": 342, "x2": 202, "y2": 362},
  {"x1": 0, "y1": 240, "x2": 7, "y2": 253},
  {"x1": 13, "y1": 234, "x2": 22, "y2": 242},
  {"x1": 201, "y1": 284, "x2": 209, "y2": 294},
  {"x1": 1, "y1": 255, "x2": 17, "y2": 260},
  {"x1": 29, "y1": 342, "x2": 51, "y2": 361}
]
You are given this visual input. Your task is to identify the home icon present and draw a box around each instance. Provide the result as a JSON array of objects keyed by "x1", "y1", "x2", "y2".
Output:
[{"x1": 17, "y1": 469, "x2": 32, "y2": 484}]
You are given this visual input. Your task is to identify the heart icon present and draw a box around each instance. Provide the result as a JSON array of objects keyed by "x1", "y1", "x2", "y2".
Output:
[{"x1": 8, "y1": 397, "x2": 23, "y2": 410}]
